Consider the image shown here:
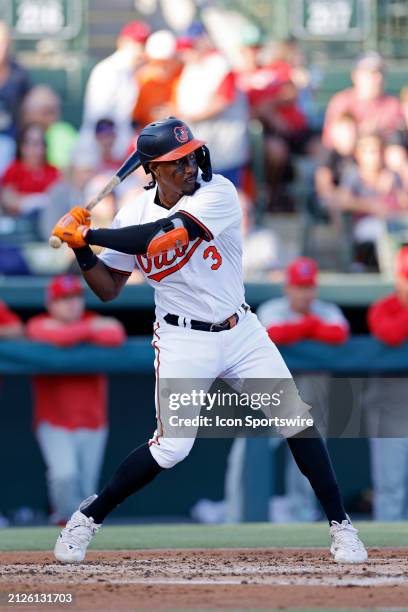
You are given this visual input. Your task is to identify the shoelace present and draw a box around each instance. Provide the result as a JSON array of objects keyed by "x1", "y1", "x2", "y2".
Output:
[
  {"x1": 61, "y1": 518, "x2": 99, "y2": 548},
  {"x1": 331, "y1": 522, "x2": 365, "y2": 550}
]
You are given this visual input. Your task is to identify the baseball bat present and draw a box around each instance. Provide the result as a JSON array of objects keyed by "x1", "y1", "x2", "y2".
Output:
[{"x1": 49, "y1": 150, "x2": 142, "y2": 249}]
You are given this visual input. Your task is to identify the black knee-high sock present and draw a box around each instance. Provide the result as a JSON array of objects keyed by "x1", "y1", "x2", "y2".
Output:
[
  {"x1": 82, "y1": 444, "x2": 163, "y2": 524},
  {"x1": 286, "y1": 425, "x2": 347, "y2": 524}
]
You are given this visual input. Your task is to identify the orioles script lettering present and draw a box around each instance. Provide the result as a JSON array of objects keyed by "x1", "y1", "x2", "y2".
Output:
[{"x1": 136, "y1": 238, "x2": 204, "y2": 282}]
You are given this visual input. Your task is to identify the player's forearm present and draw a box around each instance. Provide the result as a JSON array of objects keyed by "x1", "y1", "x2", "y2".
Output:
[
  {"x1": 86, "y1": 224, "x2": 158, "y2": 254},
  {"x1": 79, "y1": 257, "x2": 126, "y2": 302},
  {"x1": 85, "y1": 214, "x2": 201, "y2": 257},
  {"x1": 85, "y1": 212, "x2": 200, "y2": 255}
]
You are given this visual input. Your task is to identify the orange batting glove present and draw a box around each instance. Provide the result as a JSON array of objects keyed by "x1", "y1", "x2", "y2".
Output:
[
  {"x1": 69, "y1": 206, "x2": 91, "y2": 226},
  {"x1": 51, "y1": 207, "x2": 91, "y2": 249}
]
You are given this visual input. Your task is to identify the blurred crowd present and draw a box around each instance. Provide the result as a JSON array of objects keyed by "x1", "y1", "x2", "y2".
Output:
[
  {"x1": 315, "y1": 52, "x2": 408, "y2": 273},
  {"x1": 1, "y1": 18, "x2": 408, "y2": 276}
]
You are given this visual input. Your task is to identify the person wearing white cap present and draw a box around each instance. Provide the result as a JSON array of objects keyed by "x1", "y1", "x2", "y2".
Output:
[
  {"x1": 132, "y1": 30, "x2": 181, "y2": 127},
  {"x1": 174, "y1": 23, "x2": 249, "y2": 187},
  {"x1": 145, "y1": 29, "x2": 177, "y2": 61},
  {"x1": 323, "y1": 51, "x2": 402, "y2": 149}
]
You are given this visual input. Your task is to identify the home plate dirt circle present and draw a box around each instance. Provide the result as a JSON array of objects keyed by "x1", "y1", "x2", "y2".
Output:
[{"x1": 1, "y1": 548, "x2": 407, "y2": 609}]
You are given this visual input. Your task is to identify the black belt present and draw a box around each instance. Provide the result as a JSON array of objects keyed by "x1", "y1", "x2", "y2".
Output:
[{"x1": 164, "y1": 304, "x2": 250, "y2": 332}]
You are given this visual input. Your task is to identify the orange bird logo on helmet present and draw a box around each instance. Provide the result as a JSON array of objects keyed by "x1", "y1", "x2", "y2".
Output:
[{"x1": 174, "y1": 125, "x2": 189, "y2": 143}]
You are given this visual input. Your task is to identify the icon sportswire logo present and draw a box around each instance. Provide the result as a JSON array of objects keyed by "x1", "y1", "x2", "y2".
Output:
[{"x1": 136, "y1": 238, "x2": 204, "y2": 282}]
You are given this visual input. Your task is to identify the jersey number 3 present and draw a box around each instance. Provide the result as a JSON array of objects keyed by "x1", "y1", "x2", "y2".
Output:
[{"x1": 203, "y1": 246, "x2": 223, "y2": 270}]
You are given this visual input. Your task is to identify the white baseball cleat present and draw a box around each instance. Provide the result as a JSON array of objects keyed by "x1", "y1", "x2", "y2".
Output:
[
  {"x1": 54, "y1": 495, "x2": 100, "y2": 563},
  {"x1": 329, "y1": 517, "x2": 368, "y2": 563}
]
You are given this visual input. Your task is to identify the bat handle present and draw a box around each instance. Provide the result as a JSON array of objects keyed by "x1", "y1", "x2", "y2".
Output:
[
  {"x1": 87, "y1": 175, "x2": 121, "y2": 211},
  {"x1": 49, "y1": 235, "x2": 63, "y2": 249}
]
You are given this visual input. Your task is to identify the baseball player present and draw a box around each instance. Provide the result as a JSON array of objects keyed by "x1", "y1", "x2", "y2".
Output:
[{"x1": 50, "y1": 117, "x2": 367, "y2": 564}]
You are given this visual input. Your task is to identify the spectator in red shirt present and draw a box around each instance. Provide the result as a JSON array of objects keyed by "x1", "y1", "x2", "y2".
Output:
[
  {"x1": 323, "y1": 52, "x2": 402, "y2": 149},
  {"x1": 26, "y1": 275, "x2": 126, "y2": 524},
  {"x1": 366, "y1": 246, "x2": 408, "y2": 520},
  {"x1": 1, "y1": 123, "x2": 60, "y2": 217},
  {"x1": 368, "y1": 246, "x2": 408, "y2": 345},
  {"x1": 258, "y1": 257, "x2": 349, "y2": 345},
  {"x1": 236, "y1": 36, "x2": 312, "y2": 210}
]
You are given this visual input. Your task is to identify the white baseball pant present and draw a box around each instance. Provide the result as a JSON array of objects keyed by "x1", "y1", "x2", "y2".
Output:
[{"x1": 149, "y1": 311, "x2": 311, "y2": 469}]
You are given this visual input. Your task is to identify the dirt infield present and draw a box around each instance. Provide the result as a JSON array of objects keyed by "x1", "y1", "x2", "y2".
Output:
[{"x1": 1, "y1": 548, "x2": 407, "y2": 610}]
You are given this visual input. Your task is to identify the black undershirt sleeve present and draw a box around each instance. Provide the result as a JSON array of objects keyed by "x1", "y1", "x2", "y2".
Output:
[
  {"x1": 85, "y1": 213, "x2": 206, "y2": 255},
  {"x1": 177, "y1": 213, "x2": 207, "y2": 240}
]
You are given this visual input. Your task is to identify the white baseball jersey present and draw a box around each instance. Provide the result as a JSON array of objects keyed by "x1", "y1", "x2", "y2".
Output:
[{"x1": 99, "y1": 173, "x2": 245, "y2": 322}]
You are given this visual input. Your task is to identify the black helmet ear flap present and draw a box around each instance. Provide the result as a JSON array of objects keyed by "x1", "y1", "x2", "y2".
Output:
[{"x1": 195, "y1": 145, "x2": 212, "y2": 182}]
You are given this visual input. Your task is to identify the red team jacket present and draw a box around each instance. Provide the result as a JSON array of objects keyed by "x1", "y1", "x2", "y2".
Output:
[
  {"x1": 0, "y1": 301, "x2": 22, "y2": 326},
  {"x1": 26, "y1": 312, "x2": 125, "y2": 430},
  {"x1": 368, "y1": 293, "x2": 408, "y2": 346},
  {"x1": 257, "y1": 298, "x2": 349, "y2": 346},
  {"x1": 267, "y1": 314, "x2": 349, "y2": 345}
]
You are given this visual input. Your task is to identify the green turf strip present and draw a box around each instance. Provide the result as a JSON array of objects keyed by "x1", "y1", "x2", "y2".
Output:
[{"x1": 0, "y1": 522, "x2": 407, "y2": 552}]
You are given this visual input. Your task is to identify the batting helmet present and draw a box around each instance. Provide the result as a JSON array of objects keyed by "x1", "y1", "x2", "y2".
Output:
[{"x1": 136, "y1": 117, "x2": 212, "y2": 182}]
